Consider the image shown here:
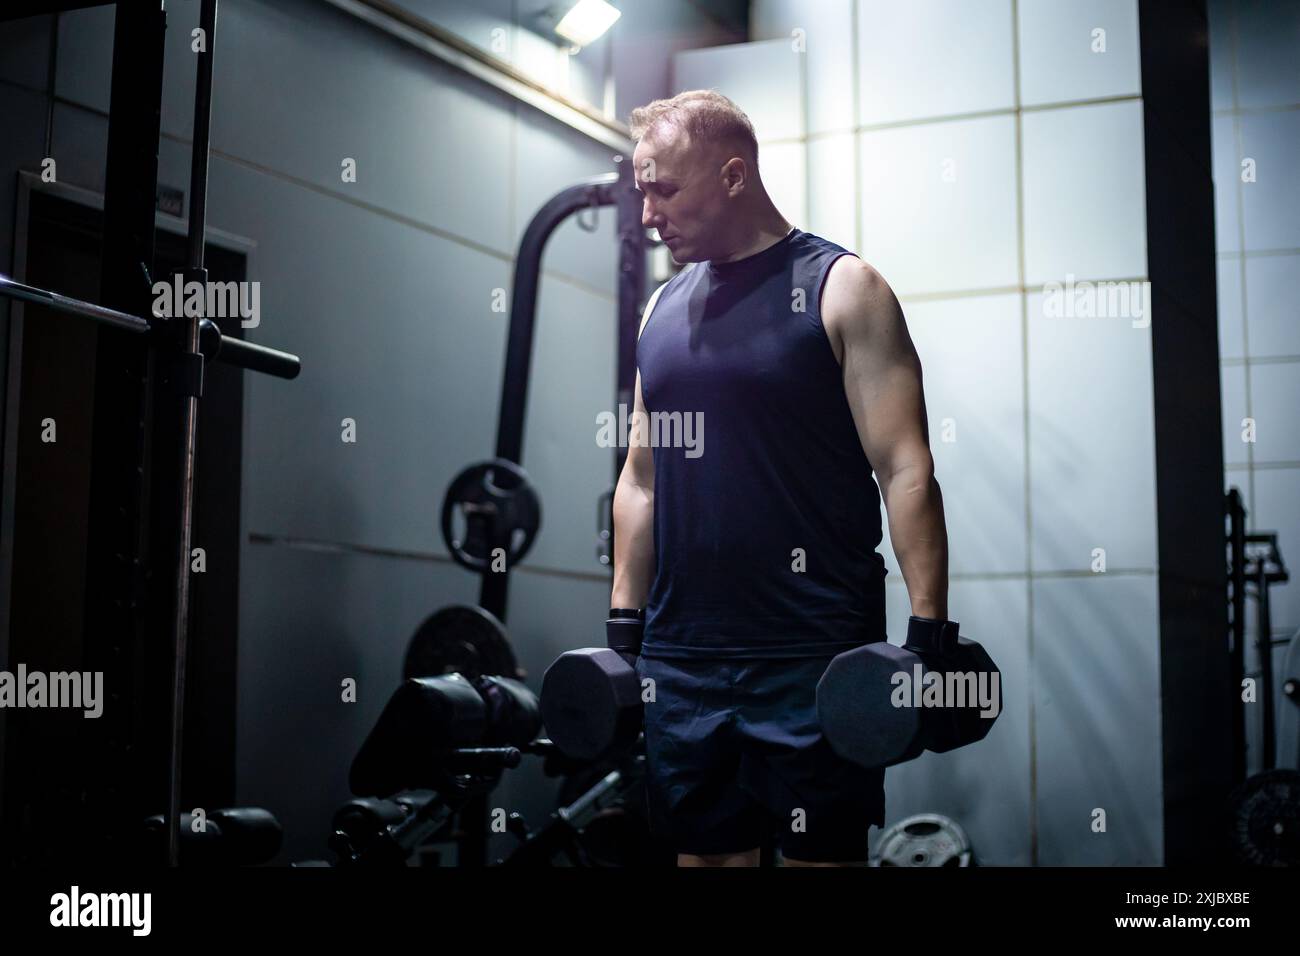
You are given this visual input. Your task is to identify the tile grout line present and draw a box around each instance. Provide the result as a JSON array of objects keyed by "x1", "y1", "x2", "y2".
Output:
[
  {"x1": 247, "y1": 530, "x2": 1164, "y2": 580},
  {"x1": 1009, "y1": 0, "x2": 1038, "y2": 870}
]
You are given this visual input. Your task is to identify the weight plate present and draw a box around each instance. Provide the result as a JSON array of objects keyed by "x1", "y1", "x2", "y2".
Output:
[
  {"x1": 403, "y1": 604, "x2": 521, "y2": 682},
  {"x1": 1228, "y1": 769, "x2": 1300, "y2": 866},
  {"x1": 441, "y1": 458, "x2": 541, "y2": 573},
  {"x1": 870, "y1": 813, "x2": 973, "y2": 867}
]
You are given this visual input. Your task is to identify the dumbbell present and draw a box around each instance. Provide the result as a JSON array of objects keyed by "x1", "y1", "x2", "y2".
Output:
[
  {"x1": 817, "y1": 616, "x2": 1002, "y2": 769},
  {"x1": 138, "y1": 807, "x2": 283, "y2": 865},
  {"x1": 540, "y1": 610, "x2": 645, "y2": 762}
]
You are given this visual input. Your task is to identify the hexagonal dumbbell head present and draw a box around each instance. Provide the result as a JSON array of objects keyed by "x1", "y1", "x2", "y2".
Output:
[
  {"x1": 816, "y1": 641, "x2": 928, "y2": 769},
  {"x1": 541, "y1": 647, "x2": 643, "y2": 762}
]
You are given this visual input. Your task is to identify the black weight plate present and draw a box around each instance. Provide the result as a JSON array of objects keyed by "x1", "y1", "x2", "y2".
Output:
[
  {"x1": 403, "y1": 604, "x2": 521, "y2": 682},
  {"x1": 441, "y1": 459, "x2": 541, "y2": 573},
  {"x1": 1228, "y1": 769, "x2": 1300, "y2": 866}
]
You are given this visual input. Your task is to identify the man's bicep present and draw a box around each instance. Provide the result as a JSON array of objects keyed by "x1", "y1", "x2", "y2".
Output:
[
  {"x1": 623, "y1": 370, "x2": 654, "y2": 489},
  {"x1": 837, "y1": 273, "x2": 931, "y2": 482},
  {"x1": 624, "y1": 279, "x2": 670, "y2": 488}
]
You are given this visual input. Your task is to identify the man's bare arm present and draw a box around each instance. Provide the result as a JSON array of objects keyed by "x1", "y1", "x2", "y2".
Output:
[
  {"x1": 609, "y1": 281, "x2": 668, "y2": 609},
  {"x1": 823, "y1": 256, "x2": 949, "y2": 621},
  {"x1": 611, "y1": 371, "x2": 655, "y2": 607}
]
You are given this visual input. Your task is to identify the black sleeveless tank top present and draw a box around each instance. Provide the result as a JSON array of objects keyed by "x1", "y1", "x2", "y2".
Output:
[{"x1": 636, "y1": 228, "x2": 888, "y2": 659}]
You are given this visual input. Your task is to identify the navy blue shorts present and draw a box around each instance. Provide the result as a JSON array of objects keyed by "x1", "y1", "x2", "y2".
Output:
[{"x1": 635, "y1": 653, "x2": 886, "y2": 863}]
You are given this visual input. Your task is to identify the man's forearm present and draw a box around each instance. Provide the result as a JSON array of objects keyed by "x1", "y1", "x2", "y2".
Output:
[
  {"x1": 611, "y1": 478, "x2": 655, "y2": 608},
  {"x1": 880, "y1": 465, "x2": 949, "y2": 620}
]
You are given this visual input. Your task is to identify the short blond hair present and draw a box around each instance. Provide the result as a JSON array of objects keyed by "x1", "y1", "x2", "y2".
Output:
[{"x1": 628, "y1": 89, "x2": 759, "y2": 163}]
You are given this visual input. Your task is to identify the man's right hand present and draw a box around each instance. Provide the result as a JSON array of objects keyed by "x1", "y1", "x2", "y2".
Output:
[{"x1": 606, "y1": 607, "x2": 645, "y2": 665}]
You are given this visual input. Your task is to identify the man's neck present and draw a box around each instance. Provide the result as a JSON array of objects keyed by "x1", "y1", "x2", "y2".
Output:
[{"x1": 713, "y1": 217, "x2": 794, "y2": 264}]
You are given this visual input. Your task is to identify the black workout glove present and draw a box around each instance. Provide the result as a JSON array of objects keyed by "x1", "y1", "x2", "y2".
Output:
[
  {"x1": 903, "y1": 615, "x2": 961, "y2": 661},
  {"x1": 606, "y1": 607, "x2": 645, "y2": 664}
]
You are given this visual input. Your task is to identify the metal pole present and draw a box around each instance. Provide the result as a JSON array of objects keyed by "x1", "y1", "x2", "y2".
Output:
[
  {"x1": 0, "y1": 275, "x2": 300, "y2": 377},
  {"x1": 483, "y1": 172, "x2": 617, "y2": 622},
  {"x1": 0, "y1": 275, "x2": 151, "y2": 332},
  {"x1": 166, "y1": 0, "x2": 219, "y2": 868}
]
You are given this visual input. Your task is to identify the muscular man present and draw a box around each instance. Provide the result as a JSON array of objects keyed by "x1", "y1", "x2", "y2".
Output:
[{"x1": 610, "y1": 90, "x2": 950, "y2": 867}]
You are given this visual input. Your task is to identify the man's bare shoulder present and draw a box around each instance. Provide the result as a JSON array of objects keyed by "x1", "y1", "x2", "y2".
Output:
[
  {"x1": 639, "y1": 278, "x2": 672, "y2": 337},
  {"x1": 821, "y1": 255, "x2": 896, "y2": 348}
]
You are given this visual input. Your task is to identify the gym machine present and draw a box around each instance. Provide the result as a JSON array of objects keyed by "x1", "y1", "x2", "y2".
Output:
[
  {"x1": 303, "y1": 669, "x2": 661, "y2": 866},
  {"x1": 436, "y1": 156, "x2": 646, "y2": 614},
  {"x1": 375, "y1": 156, "x2": 653, "y2": 865},
  {"x1": 0, "y1": 0, "x2": 299, "y2": 866},
  {"x1": 1224, "y1": 487, "x2": 1298, "y2": 865}
]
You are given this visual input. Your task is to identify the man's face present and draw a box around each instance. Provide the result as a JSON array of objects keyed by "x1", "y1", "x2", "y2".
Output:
[{"x1": 633, "y1": 126, "x2": 735, "y2": 263}]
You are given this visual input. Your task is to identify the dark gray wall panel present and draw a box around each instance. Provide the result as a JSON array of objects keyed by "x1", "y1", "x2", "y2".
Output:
[
  {"x1": 0, "y1": 12, "x2": 52, "y2": 91},
  {"x1": 201, "y1": 156, "x2": 511, "y2": 549},
  {"x1": 235, "y1": 536, "x2": 609, "y2": 864},
  {"x1": 53, "y1": 4, "x2": 113, "y2": 114},
  {"x1": 0, "y1": 84, "x2": 51, "y2": 532},
  {"x1": 513, "y1": 103, "x2": 620, "y2": 296},
  {"x1": 48, "y1": 101, "x2": 106, "y2": 194},
  {"x1": 392, "y1": 0, "x2": 517, "y2": 60},
  {"x1": 235, "y1": 538, "x2": 482, "y2": 864},
  {"x1": 208, "y1": 0, "x2": 514, "y2": 255},
  {"x1": 517, "y1": 274, "x2": 618, "y2": 574}
]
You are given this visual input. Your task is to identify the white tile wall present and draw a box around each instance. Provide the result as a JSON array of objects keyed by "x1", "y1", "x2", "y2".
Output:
[
  {"x1": 881, "y1": 293, "x2": 1028, "y2": 577},
  {"x1": 857, "y1": 0, "x2": 1015, "y2": 124},
  {"x1": 1221, "y1": 363, "x2": 1251, "y2": 467},
  {"x1": 1021, "y1": 100, "x2": 1148, "y2": 286},
  {"x1": 807, "y1": 132, "x2": 857, "y2": 250},
  {"x1": 1217, "y1": 256, "x2": 1245, "y2": 361},
  {"x1": 757, "y1": 140, "x2": 807, "y2": 229},
  {"x1": 1211, "y1": 115, "x2": 1243, "y2": 253},
  {"x1": 673, "y1": 38, "x2": 804, "y2": 142},
  {"x1": 751, "y1": 0, "x2": 856, "y2": 135},
  {"x1": 1244, "y1": 254, "x2": 1300, "y2": 358},
  {"x1": 1017, "y1": 0, "x2": 1141, "y2": 107},
  {"x1": 858, "y1": 114, "x2": 1019, "y2": 296},
  {"x1": 1026, "y1": 290, "x2": 1157, "y2": 572},
  {"x1": 1239, "y1": 110, "x2": 1300, "y2": 251},
  {"x1": 1032, "y1": 574, "x2": 1163, "y2": 865},
  {"x1": 1249, "y1": 363, "x2": 1300, "y2": 463}
]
